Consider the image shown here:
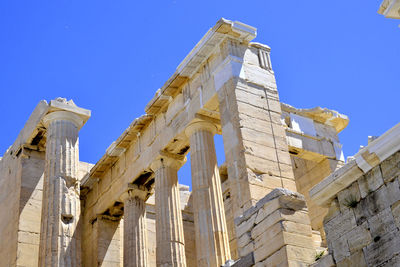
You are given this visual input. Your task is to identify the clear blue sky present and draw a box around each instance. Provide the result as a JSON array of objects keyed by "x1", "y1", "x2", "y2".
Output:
[{"x1": 1, "y1": 1, "x2": 399, "y2": 188}]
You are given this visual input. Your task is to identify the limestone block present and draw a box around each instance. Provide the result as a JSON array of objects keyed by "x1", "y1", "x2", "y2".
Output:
[
  {"x1": 240, "y1": 127, "x2": 275, "y2": 148},
  {"x1": 16, "y1": 242, "x2": 40, "y2": 267},
  {"x1": 323, "y1": 199, "x2": 340, "y2": 224},
  {"x1": 237, "y1": 232, "x2": 251, "y2": 249},
  {"x1": 331, "y1": 235, "x2": 350, "y2": 262},
  {"x1": 239, "y1": 115, "x2": 273, "y2": 136},
  {"x1": 324, "y1": 209, "x2": 356, "y2": 243},
  {"x1": 354, "y1": 184, "x2": 399, "y2": 225},
  {"x1": 380, "y1": 151, "x2": 400, "y2": 183},
  {"x1": 246, "y1": 155, "x2": 281, "y2": 178},
  {"x1": 237, "y1": 101, "x2": 270, "y2": 123},
  {"x1": 239, "y1": 241, "x2": 254, "y2": 258},
  {"x1": 367, "y1": 208, "x2": 397, "y2": 237},
  {"x1": 345, "y1": 222, "x2": 371, "y2": 253},
  {"x1": 357, "y1": 166, "x2": 383, "y2": 198},
  {"x1": 336, "y1": 250, "x2": 367, "y2": 267},
  {"x1": 253, "y1": 231, "x2": 314, "y2": 262},
  {"x1": 236, "y1": 212, "x2": 257, "y2": 238},
  {"x1": 282, "y1": 221, "x2": 313, "y2": 237},
  {"x1": 392, "y1": 199, "x2": 400, "y2": 228},
  {"x1": 363, "y1": 230, "x2": 400, "y2": 266},
  {"x1": 251, "y1": 209, "x2": 310, "y2": 240},
  {"x1": 243, "y1": 140, "x2": 277, "y2": 162},
  {"x1": 274, "y1": 245, "x2": 315, "y2": 264}
]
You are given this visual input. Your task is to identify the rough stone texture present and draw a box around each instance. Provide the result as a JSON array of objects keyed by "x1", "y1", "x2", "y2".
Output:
[
  {"x1": 314, "y1": 151, "x2": 400, "y2": 267},
  {"x1": 234, "y1": 188, "x2": 315, "y2": 266}
]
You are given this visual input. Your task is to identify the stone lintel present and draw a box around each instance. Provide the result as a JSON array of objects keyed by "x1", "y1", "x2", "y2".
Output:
[
  {"x1": 146, "y1": 18, "x2": 257, "y2": 117},
  {"x1": 310, "y1": 122, "x2": 400, "y2": 207},
  {"x1": 150, "y1": 150, "x2": 186, "y2": 171},
  {"x1": 281, "y1": 102, "x2": 349, "y2": 134}
]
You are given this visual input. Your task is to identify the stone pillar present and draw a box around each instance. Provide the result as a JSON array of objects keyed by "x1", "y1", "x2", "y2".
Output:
[
  {"x1": 39, "y1": 110, "x2": 85, "y2": 267},
  {"x1": 121, "y1": 185, "x2": 150, "y2": 267},
  {"x1": 216, "y1": 41, "x2": 296, "y2": 218},
  {"x1": 150, "y1": 155, "x2": 187, "y2": 267},
  {"x1": 186, "y1": 121, "x2": 231, "y2": 267}
]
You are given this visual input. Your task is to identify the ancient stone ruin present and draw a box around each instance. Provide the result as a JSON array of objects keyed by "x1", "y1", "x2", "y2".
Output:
[{"x1": 1, "y1": 18, "x2": 399, "y2": 267}]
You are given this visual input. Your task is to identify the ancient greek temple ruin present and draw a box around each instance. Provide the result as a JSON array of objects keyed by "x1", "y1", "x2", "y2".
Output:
[{"x1": 1, "y1": 18, "x2": 400, "y2": 267}]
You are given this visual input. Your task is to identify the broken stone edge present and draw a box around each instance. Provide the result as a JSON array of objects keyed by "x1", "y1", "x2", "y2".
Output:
[{"x1": 310, "y1": 122, "x2": 400, "y2": 207}]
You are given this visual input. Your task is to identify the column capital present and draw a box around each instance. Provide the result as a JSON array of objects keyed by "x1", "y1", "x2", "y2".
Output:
[
  {"x1": 185, "y1": 120, "x2": 217, "y2": 137},
  {"x1": 120, "y1": 184, "x2": 152, "y2": 202},
  {"x1": 150, "y1": 151, "x2": 186, "y2": 171},
  {"x1": 43, "y1": 111, "x2": 84, "y2": 129}
]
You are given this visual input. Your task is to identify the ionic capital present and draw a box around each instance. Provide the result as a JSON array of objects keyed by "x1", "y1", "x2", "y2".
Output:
[
  {"x1": 150, "y1": 151, "x2": 186, "y2": 171},
  {"x1": 185, "y1": 120, "x2": 217, "y2": 137},
  {"x1": 43, "y1": 111, "x2": 84, "y2": 129},
  {"x1": 120, "y1": 184, "x2": 151, "y2": 202}
]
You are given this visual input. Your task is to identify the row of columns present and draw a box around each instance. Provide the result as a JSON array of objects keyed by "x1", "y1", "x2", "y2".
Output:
[
  {"x1": 121, "y1": 120, "x2": 231, "y2": 267},
  {"x1": 39, "y1": 107, "x2": 231, "y2": 266}
]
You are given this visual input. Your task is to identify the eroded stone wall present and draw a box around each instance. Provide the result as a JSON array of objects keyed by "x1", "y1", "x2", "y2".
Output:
[{"x1": 317, "y1": 151, "x2": 400, "y2": 266}]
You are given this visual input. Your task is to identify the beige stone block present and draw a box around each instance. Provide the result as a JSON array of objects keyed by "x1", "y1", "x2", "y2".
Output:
[
  {"x1": 238, "y1": 241, "x2": 254, "y2": 258},
  {"x1": 239, "y1": 115, "x2": 273, "y2": 135},
  {"x1": 254, "y1": 198, "x2": 281, "y2": 224},
  {"x1": 243, "y1": 140, "x2": 278, "y2": 162},
  {"x1": 276, "y1": 136, "x2": 290, "y2": 151},
  {"x1": 245, "y1": 154, "x2": 281, "y2": 177},
  {"x1": 16, "y1": 242, "x2": 39, "y2": 267},
  {"x1": 280, "y1": 163, "x2": 295, "y2": 179},
  {"x1": 237, "y1": 101, "x2": 270, "y2": 122},
  {"x1": 267, "y1": 99, "x2": 282, "y2": 114},
  {"x1": 18, "y1": 231, "x2": 40, "y2": 245},
  {"x1": 282, "y1": 221, "x2": 313, "y2": 237},
  {"x1": 357, "y1": 166, "x2": 383, "y2": 198},
  {"x1": 235, "y1": 88, "x2": 269, "y2": 110},
  {"x1": 241, "y1": 127, "x2": 276, "y2": 148},
  {"x1": 236, "y1": 212, "x2": 257, "y2": 238},
  {"x1": 282, "y1": 178, "x2": 298, "y2": 192},
  {"x1": 277, "y1": 149, "x2": 293, "y2": 165},
  {"x1": 259, "y1": 246, "x2": 286, "y2": 266},
  {"x1": 252, "y1": 209, "x2": 311, "y2": 240},
  {"x1": 323, "y1": 199, "x2": 340, "y2": 224}
]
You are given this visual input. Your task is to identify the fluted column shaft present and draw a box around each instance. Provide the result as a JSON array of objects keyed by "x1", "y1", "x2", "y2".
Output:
[
  {"x1": 39, "y1": 111, "x2": 84, "y2": 267},
  {"x1": 151, "y1": 156, "x2": 187, "y2": 267},
  {"x1": 186, "y1": 121, "x2": 231, "y2": 267},
  {"x1": 122, "y1": 187, "x2": 149, "y2": 267}
]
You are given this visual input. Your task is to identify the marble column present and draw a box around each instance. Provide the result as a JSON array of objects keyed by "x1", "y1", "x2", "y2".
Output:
[
  {"x1": 39, "y1": 111, "x2": 85, "y2": 267},
  {"x1": 185, "y1": 121, "x2": 231, "y2": 267},
  {"x1": 150, "y1": 154, "x2": 187, "y2": 267},
  {"x1": 121, "y1": 185, "x2": 150, "y2": 267}
]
